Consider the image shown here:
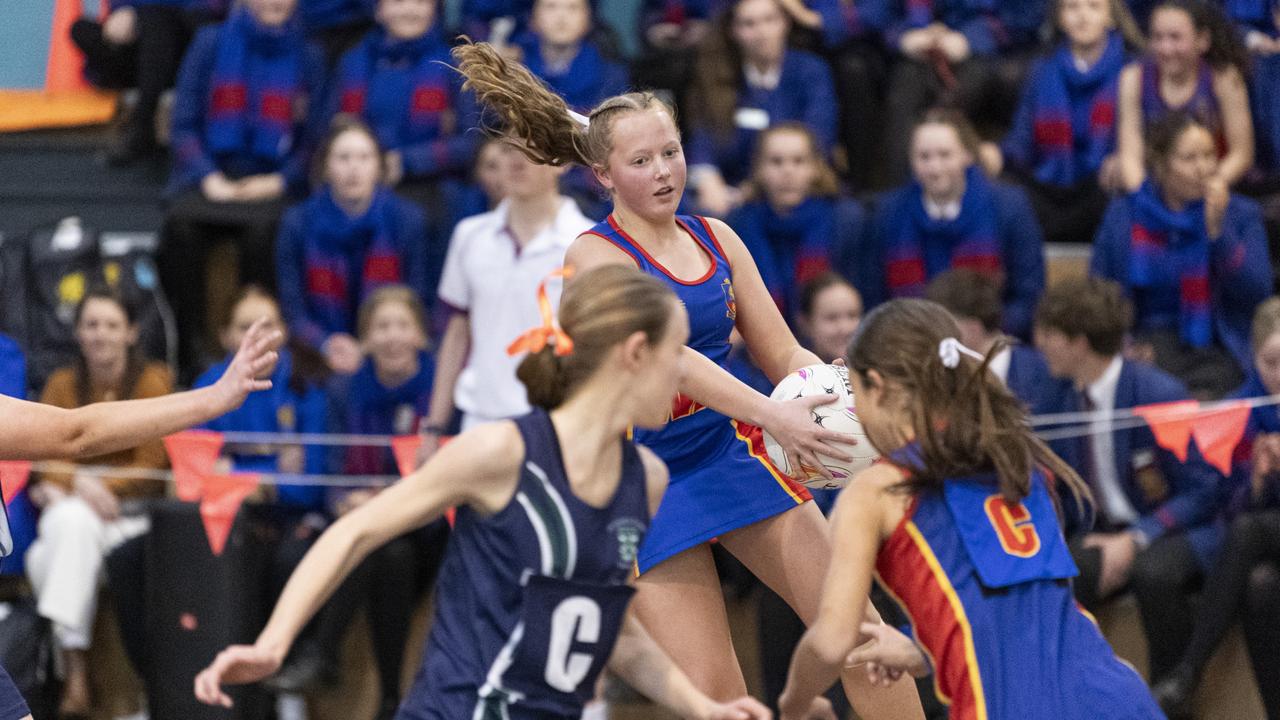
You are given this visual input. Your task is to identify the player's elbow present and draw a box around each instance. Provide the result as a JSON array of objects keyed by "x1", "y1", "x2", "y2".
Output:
[{"x1": 806, "y1": 624, "x2": 854, "y2": 667}]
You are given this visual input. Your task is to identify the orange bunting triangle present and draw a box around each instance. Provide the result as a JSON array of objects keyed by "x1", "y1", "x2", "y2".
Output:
[
  {"x1": 199, "y1": 473, "x2": 260, "y2": 556},
  {"x1": 1133, "y1": 400, "x2": 1200, "y2": 462},
  {"x1": 164, "y1": 430, "x2": 225, "y2": 501},
  {"x1": 0, "y1": 461, "x2": 32, "y2": 505},
  {"x1": 391, "y1": 435, "x2": 423, "y2": 477},
  {"x1": 1191, "y1": 401, "x2": 1251, "y2": 476}
]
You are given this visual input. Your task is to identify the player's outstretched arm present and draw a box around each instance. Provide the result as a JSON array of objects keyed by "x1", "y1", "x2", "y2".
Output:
[
  {"x1": 778, "y1": 466, "x2": 897, "y2": 720},
  {"x1": 0, "y1": 317, "x2": 281, "y2": 461},
  {"x1": 194, "y1": 423, "x2": 524, "y2": 708},
  {"x1": 607, "y1": 610, "x2": 772, "y2": 720}
]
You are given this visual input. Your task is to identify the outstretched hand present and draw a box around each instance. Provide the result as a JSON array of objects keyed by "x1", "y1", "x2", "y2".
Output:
[
  {"x1": 213, "y1": 317, "x2": 282, "y2": 412},
  {"x1": 844, "y1": 621, "x2": 929, "y2": 687},
  {"x1": 766, "y1": 394, "x2": 855, "y2": 482},
  {"x1": 193, "y1": 644, "x2": 284, "y2": 708}
]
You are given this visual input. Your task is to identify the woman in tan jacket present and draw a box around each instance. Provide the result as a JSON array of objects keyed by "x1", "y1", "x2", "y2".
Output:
[{"x1": 26, "y1": 286, "x2": 173, "y2": 718}]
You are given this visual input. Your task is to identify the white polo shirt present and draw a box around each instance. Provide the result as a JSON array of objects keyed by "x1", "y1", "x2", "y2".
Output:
[{"x1": 437, "y1": 197, "x2": 593, "y2": 423}]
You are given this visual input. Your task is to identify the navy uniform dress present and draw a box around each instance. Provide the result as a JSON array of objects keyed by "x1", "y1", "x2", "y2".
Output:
[
  {"x1": 397, "y1": 409, "x2": 651, "y2": 720},
  {"x1": 583, "y1": 214, "x2": 812, "y2": 574},
  {"x1": 875, "y1": 467, "x2": 1165, "y2": 720}
]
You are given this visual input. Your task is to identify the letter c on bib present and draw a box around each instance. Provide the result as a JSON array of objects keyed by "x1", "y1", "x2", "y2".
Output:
[
  {"x1": 984, "y1": 495, "x2": 1041, "y2": 558},
  {"x1": 545, "y1": 596, "x2": 602, "y2": 692}
]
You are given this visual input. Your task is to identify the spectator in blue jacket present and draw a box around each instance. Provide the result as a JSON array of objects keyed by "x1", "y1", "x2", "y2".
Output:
[
  {"x1": 276, "y1": 118, "x2": 430, "y2": 375},
  {"x1": 510, "y1": 0, "x2": 628, "y2": 214},
  {"x1": 1091, "y1": 113, "x2": 1271, "y2": 397},
  {"x1": 728, "y1": 122, "x2": 864, "y2": 320},
  {"x1": 194, "y1": 287, "x2": 329, "y2": 507},
  {"x1": 851, "y1": 109, "x2": 1045, "y2": 340},
  {"x1": 686, "y1": 0, "x2": 837, "y2": 216},
  {"x1": 72, "y1": 0, "x2": 228, "y2": 164},
  {"x1": 991, "y1": 0, "x2": 1144, "y2": 245},
  {"x1": 515, "y1": 0, "x2": 629, "y2": 111},
  {"x1": 1153, "y1": 296, "x2": 1280, "y2": 720},
  {"x1": 330, "y1": 0, "x2": 479, "y2": 190},
  {"x1": 159, "y1": 0, "x2": 326, "y2": 376},
  {"x1": 329, "y1": 0, "x2": 479, "y2": 259},
  {"x1": 925, "y1": 268, "x2": 1069, "y2": 416},
  {"x1": 320, "y1": 285, "x2": 443, "y2": 720},
  {"x1": 1034, "y1": 277, "x2": 1226, "y2": 684},
  {"x1": 880, "y1": 0, "x2": 1049, "y2": 185}
]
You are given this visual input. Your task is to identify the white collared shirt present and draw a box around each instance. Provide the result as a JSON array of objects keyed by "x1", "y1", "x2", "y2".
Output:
[
  {"x1": 989, "y1": 345, "x2": 1012, "y2": 384},
  {"x1": 1084, "y1": 355, "x2": 1139, "y2": 526},
  {"x1": 437, "y1": 197, "x2": 593, "y2": 421},
  {"x1": 924, "y1": 197, "x2": 962, "y2": 221},
  {"x1": 744, "y1": 61, "x2": 782, "y2": 90}
]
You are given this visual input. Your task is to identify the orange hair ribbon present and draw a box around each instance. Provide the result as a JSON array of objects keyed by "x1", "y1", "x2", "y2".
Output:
[{"x1": 506, "y1": 266, "x2": 576, "y2": 357}]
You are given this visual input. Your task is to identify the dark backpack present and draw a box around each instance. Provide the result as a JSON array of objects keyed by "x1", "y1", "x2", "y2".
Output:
[
  {"x1": 0, "y1": 217, "x2": 177, "y2": 392},
  {"x1": 0, "y1": 595, "x2": 58, "y2": 719}
]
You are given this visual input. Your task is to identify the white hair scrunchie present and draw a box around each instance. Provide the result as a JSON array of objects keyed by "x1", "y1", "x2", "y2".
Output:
[
  {"x1": 567, "y1": 109, "x2": 591, "y2": 129},
  {"x1": 938, "y1": 337, "x2": 985, "y2": 369}
]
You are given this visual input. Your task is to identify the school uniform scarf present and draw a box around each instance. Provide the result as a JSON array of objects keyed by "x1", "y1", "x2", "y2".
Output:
[
  {"x1": 885, "y1": 165, "x2": 1003, "y2": 297},
  {"x1": 519, "y1": 38, "x2": 616, "y2": 111},
  {"x1": 1029, "y1": 33, "x2": 1125, "y2": 186},
  {"x1": 303, "y1": 187, "x2": 406, "y2": 335},
  {"x1": 206, "y1": 7, "x2": 306, "y2": 161},
  {"x1": 336, "y1": 28, "x2": 452, "y2": 149},
  {"x1": 1128, "y1": 180, "x2": 1212, "y2": 348},
  {"x1": 735, "y1": 196, "x2": 835, "y2": 313}
]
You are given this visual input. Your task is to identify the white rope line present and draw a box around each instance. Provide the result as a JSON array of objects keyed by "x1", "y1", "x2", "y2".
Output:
[
  {"x1": 219, "y1": 431, "x2": 396, "y2": 446},
  {"x1": 8, "y1": 391, "x2": 1278, "y2": 487},
  {"x1": 1028, "y1": 392, "x2": 1280, "y2": 427}
]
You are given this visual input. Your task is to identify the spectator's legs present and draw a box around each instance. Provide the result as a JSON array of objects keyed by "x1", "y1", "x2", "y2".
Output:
[
  {"x1": 160, "y1": 194, "x2": 285, "y2": 381},
  {"x1": 120, "y1": 6, "x2": 194, "y2": 156},
  {"x1": 25, "y1": 498, "x2": 146, "y2": 716},
  {"x1": 1242, "y1": 562, "x2": 1280, "y2": 719},
  {"x1": 831, "y1": 42, "x2": 888, "y2": 190},
  {"x1": 882, "y1": 60, "x2": 938, "y2": 186},
  {"x1": 1068, "y1": 537, "x2": 1107, "y2": 612},
  {"x1": 1128, "y1": 533, "x2": 1202, "y2": 682},
  {"x1": 105, "y1": 534, "x2": 150, "y2": 679},
  {"x1": 159, "y1": 197, "x2": 214, "y2": 378},
  {"x1": 69, "y1": 19, "x2": 137, "y2": 90}
]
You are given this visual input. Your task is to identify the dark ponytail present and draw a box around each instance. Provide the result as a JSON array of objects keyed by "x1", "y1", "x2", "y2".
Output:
[{"x1": 847, "y1": 299, "x2": 1091, "y2": 508}]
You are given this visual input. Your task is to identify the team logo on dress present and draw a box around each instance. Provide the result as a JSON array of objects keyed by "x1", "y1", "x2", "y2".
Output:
[
  {"x1": 608, "y1": 518, "x2": 645, "y2": 569},
  {"x1": 721, "y1": 279, "x2": 737, "y2": 320}
]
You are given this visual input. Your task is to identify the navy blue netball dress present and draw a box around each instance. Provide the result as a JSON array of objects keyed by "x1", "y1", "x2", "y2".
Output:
[{"x1": 397, "y1": 409, "x2": 651, "y2": 720}]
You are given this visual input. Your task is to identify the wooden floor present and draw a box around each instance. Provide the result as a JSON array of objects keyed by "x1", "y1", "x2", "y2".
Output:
[{"x1": 83, "y1": 581, "x2": 1267, "y2": 720}]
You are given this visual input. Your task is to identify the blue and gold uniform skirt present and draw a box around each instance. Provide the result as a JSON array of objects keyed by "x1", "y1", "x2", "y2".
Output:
[{"x1": 636, "y1": 408, "x2": 811, "y2": 574}]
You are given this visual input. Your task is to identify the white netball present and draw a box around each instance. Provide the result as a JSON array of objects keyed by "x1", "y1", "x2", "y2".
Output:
[{"x1": 763, "y1": 364, "x2": 879, "y2": 489}]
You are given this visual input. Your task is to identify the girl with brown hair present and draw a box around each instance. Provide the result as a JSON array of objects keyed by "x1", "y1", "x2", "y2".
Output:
[
  {"x1": 777, "y1": 298, "x2": 1164, "y2": 720},
  {"x1": 685, "y1": 0, "x2": 837, "y2": 216},
  {"x1": 27, "y1": 286, "x2": 174, "y2": 718},
  {"x1": 192, "y1": 265, "x2": 772, "y2": 720},
  {"x1": 451, "y1": 40, "x2": 923, "y2": 719},
  {"x1": 727, "y1": 122, "x2": 864, "y2": 321}
]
